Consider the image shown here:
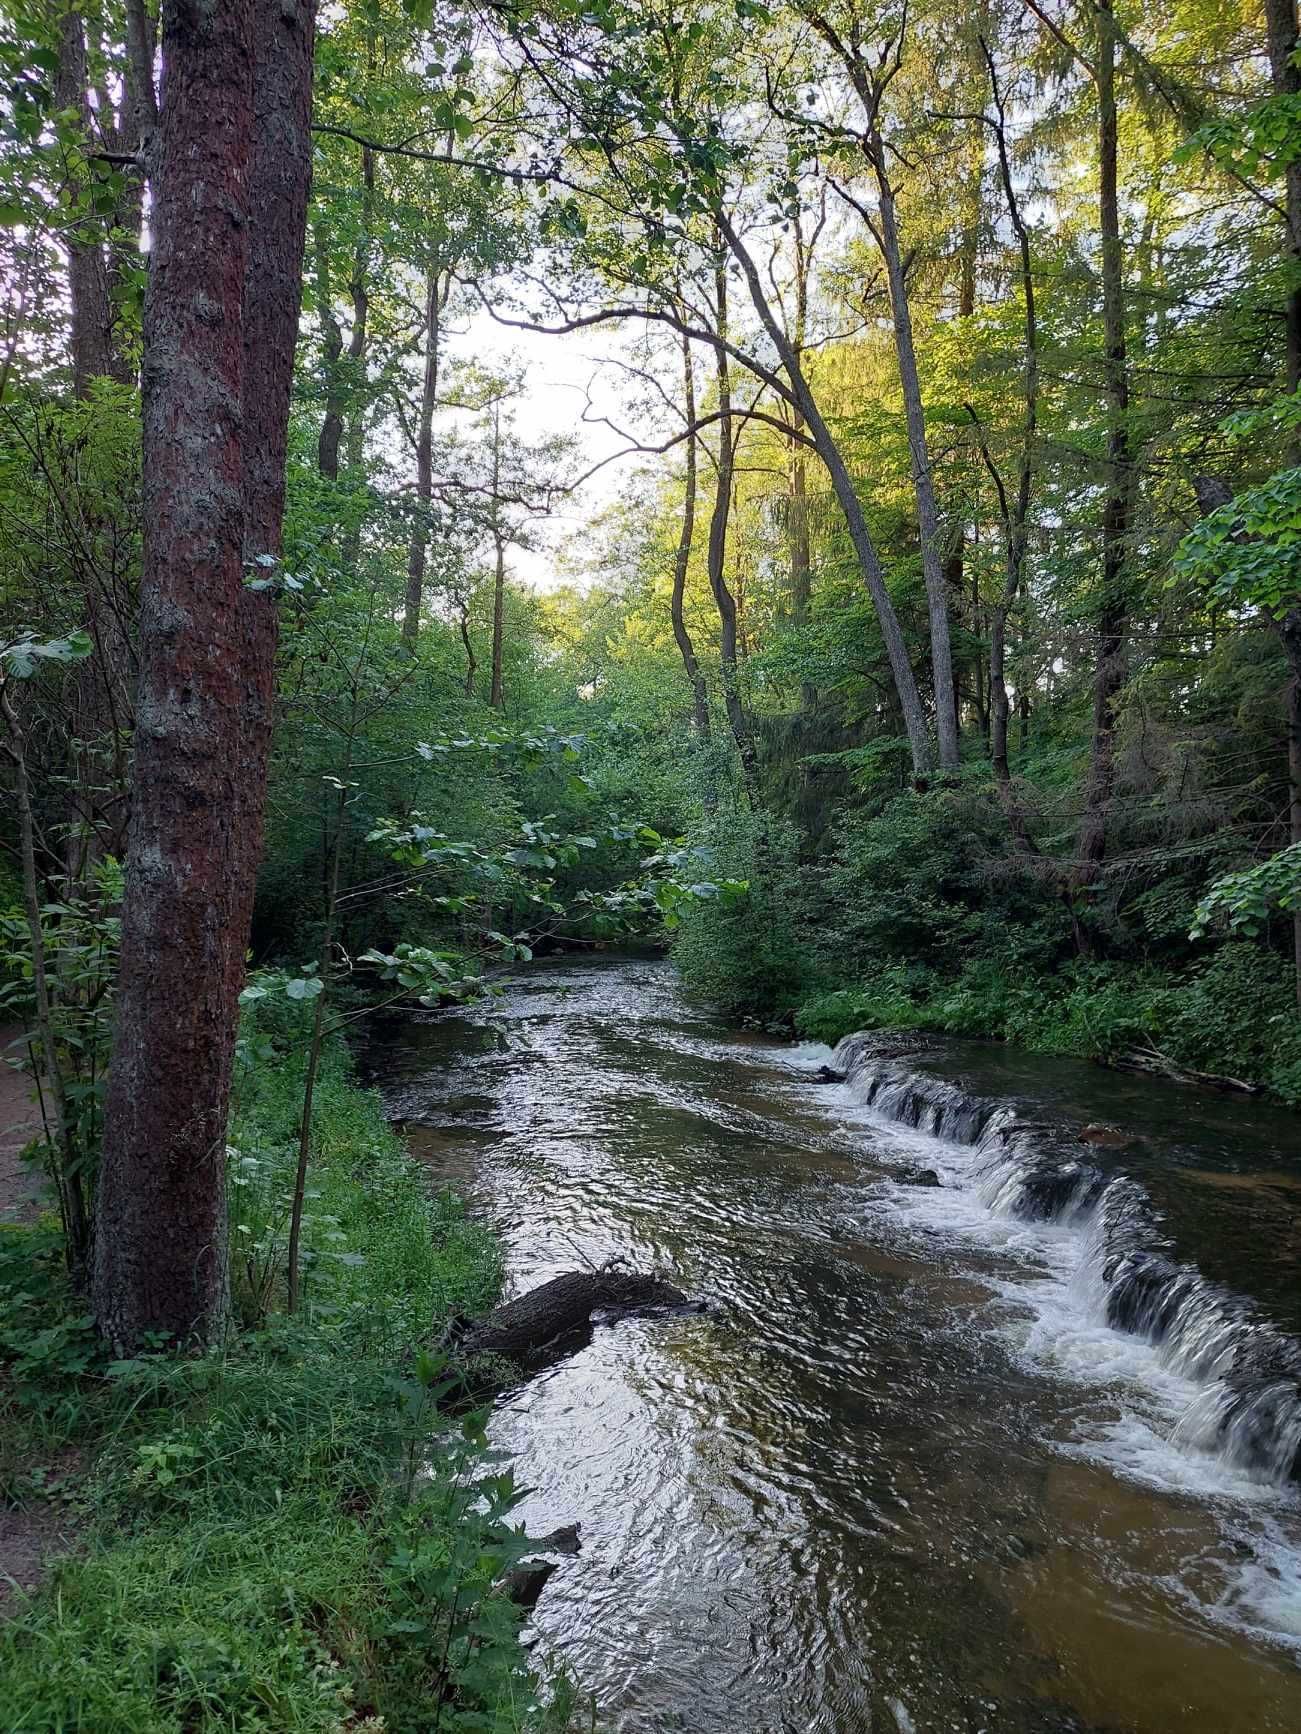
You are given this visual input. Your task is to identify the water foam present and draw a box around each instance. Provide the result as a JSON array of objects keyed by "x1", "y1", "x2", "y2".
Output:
[
  {"x1": 786, "y1": 1032, "x2": 1301, "y2": 1656},
  {"x1": 828, "y1": 1032, "x2": 1301, "y2": 1491}
]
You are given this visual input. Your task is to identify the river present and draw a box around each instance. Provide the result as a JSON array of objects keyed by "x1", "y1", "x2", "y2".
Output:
[{"x1": 368, "y1": 955, "x2": 1301, "y2": 1733}]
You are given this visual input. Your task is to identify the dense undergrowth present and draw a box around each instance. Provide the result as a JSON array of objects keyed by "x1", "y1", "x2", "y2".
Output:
[
  {"x1": 671, "y1": 789, "x2": 1301, "y2": 1106},
  {"x1": 0, "y1": 1008, "x2": 569, "y2": 1734}
]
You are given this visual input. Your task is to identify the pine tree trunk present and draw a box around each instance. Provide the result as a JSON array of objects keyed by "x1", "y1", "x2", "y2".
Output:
[{"x1": 94, "y1": 0, "x2": 315, "y2": 1352}]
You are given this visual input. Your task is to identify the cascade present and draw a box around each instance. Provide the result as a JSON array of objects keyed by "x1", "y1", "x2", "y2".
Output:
[{"x1": 832, "y1": 1032, "x2": 1301, "y2": 1485}]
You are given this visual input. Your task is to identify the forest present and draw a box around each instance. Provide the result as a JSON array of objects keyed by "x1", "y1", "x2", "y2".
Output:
[{"x1": 1, "y1": 0, "x2": 1300, "y2": 1727}]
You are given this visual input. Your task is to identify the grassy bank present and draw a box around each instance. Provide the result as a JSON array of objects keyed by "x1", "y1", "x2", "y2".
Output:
[
  {"x1": 669, "y1": 804, "x2": 1301, "y2": 1108},
  {"x1": 792, "y1": 949, "x2": 1301, "y2": 1104},
  {"x1": 0, "y1": 1014, "x2": 567, "y2": 1733}
]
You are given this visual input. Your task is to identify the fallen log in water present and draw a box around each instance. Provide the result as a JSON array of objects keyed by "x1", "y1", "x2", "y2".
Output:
[
  {"x1": 1111, "y1": 1044, "x2": 1261, "y2": 1096},
  {"x1": 456, "y1": 1265, "x2": 697, "y2": 1370}
]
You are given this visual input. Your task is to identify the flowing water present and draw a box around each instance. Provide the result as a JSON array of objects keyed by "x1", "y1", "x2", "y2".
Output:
[{"x1": 367, "y1": 956, "x2": 1301, "y2": 1733}]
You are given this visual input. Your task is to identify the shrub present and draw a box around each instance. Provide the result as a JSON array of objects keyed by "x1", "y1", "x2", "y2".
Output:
[{"x1": 672, "y1": 810, "x2": 813, "y2": 1021}]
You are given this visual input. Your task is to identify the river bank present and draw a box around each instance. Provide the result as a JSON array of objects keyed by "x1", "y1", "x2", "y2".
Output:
[
  {"x1": 0, "y1": 1018, "x2": 556, "y2": 1732},
  {"x1": 370, "y1": 954, "x2": 1301, "y2": 1734}
]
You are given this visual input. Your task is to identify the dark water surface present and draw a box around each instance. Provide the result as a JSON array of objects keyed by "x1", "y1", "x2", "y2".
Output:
[{"x1": 367, "y1": 957, "x2": 1301, "y2": 1733}]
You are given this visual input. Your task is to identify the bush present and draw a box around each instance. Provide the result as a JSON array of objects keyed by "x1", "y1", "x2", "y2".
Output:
[
  {"x1": 671, "y1": 810, "x2": 813, "y2": 1021},
  {"x1": 1161, "y1": 944, "x2": 1301, "y2": 1102},
  {"x1": 227, "y1": 1011, "x2": 499, "y2": 1343},
  {"x1": 794, "y1": 946, "x2": 1301, "y2": 1102}
]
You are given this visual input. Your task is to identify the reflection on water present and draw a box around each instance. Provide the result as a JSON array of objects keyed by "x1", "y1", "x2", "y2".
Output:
[{"x1": 367, "y1": 957, "x2": 1301, "y2": 1734}]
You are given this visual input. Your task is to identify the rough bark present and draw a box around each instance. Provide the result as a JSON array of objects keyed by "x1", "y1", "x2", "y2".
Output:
[
  {"x1": 458, "y1": 1269, "x2": 692, "y2": 1368},
  {"x1": 707, "y1": 259, "x2": 757, "y2": 799},
  {"x1": 671, "y1": 330, "x2": 710, "y2": 737},
  {"x1": 404, "y1": 257, "x2": 445, "y2": 644},
  {"x1": 94, "y1": 0, "x2": 315, "y2": 1352},
  {"x1": 123, "y1": 0, "x2": 159, "y2": 138},
  {"x1": 231, "y1": 0, "x2": 315, "y2": 991}
]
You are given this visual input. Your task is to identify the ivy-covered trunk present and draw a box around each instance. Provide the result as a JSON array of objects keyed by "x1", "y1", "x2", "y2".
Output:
[{"x1": 93, "y1": 0, "x2": 314, "y2": 1352}]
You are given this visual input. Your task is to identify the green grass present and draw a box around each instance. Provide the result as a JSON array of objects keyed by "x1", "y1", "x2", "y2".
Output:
[
  {"x1": 0, "y1": 1026, "x2": 568, "y2": 1734},
  {"x1": 794, "y1": 947, "x2": 1301, "y2": 1105}
]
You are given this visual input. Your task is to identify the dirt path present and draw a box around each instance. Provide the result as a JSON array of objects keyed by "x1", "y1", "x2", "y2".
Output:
[
  {"x1": 0, "y1": 1023, "x2": 42, "y2": 1224},
  {"x1": 0, "y1": 1022, "x2": 73, "y2": 1612}
]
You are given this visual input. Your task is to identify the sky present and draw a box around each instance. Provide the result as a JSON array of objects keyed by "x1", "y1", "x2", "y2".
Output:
[{"x1": 452, "y1": 304, "x2": 674, "y2": 590}]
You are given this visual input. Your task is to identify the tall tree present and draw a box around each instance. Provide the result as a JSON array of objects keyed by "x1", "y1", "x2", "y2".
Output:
[
  {"x1": 801, "y1": 4, "x2": 960, "y2": 769},
  {"x1": 671, "y1": 327, "x2": 710, "y2": 738},
  {"x1": 93, "y1": 0, "x2": 315, "y2": 1351},
  {"x1": 404, "y1": 251, "x2": 450, "y2": 643},
  {"x1": 706, "y1": 253, "x2": 756, "y2": 794}
]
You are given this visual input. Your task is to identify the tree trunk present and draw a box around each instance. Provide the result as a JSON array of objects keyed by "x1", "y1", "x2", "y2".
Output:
[
  {"x1": 490, "y1": 531, "x2": 506, "y2": 709},
  {"x1": 671, "y1": 330, "x2": 710, "y2": 737},
  {"x1": 868, "y1": 129, "x2": 960, "y2": 771},
  {"x1": 708, "y1": 260, "x2": 756, "y2": 799},
  {"x1": 54, "y1": 12, "x2": 115, "y2": 397},
  {"x1": 1072, "y1": 0, "x2": 1135, "y2": 947},
  {"x1": 317, "y1": 145, "x2": 373, "y2": 482},
  {"x1": 790, "y1": 212, "x2": 816, "y2": 712},
  {"x1": 314, "y1": 222, "x2": 344, "y2": 480},
  {"x1": 984, "y1": 39, "x2": 1039, "y2": 857},
  {"x1": 94, "y1": 0, "x2": 315, "y2": 1352},
  {"x1": 458, "y1": 595, "x2": 477, "y2": 698},
  {"x1": 1265, "y1": 0, "x2": 1301, "y2": 435},
  {"x1": 1290, "y1": 669, "x2": 1301, "y2": 1009},
  {"x1": 715, "y1": 211, "x2": 933, "y2": 775},
  {"x1": 0, "y1": 683, "x2": 88, "y2": 1265},
  {"x1": 404, "y1": 257, "x2": 444, "y2": 644},
  {"x1": 489, "y1": 401, "x2": 507, "y2": 709},
  {"x1": 232, "y1": 0, "x2": 315, "y2": 982}
]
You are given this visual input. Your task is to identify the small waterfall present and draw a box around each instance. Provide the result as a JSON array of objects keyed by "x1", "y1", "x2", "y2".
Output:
[{"x1": 831, "y1": 1032, "x2": 1301, "y2": 1486}]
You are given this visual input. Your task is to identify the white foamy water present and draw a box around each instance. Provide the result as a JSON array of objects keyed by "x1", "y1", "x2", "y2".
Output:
[{"x1": 777, "y1": 1038, "x2": 1301, "y2": 1656}]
